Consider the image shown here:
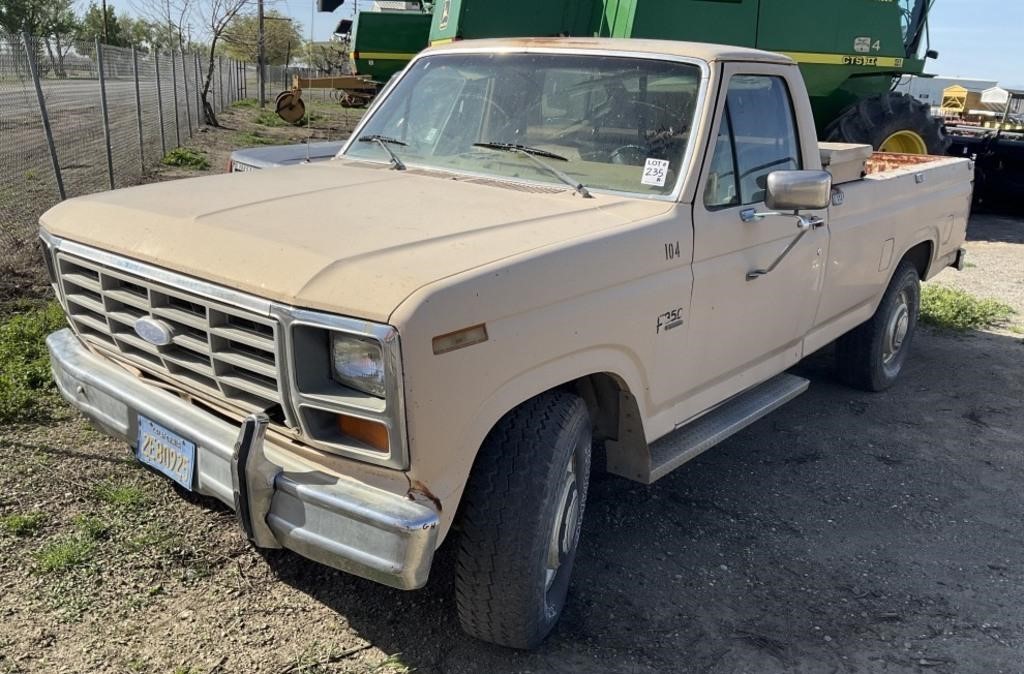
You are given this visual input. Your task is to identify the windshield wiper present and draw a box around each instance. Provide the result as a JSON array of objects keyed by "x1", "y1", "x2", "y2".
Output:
[
  {"x1": 358, "y1": 134, "x2": 407, "y2": 170},
  {"x1": 473, "y1": 142, "x2": 592, "y2": 198}
]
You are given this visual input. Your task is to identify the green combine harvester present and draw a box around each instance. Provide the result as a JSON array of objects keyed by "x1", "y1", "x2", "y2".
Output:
[{"x1": 318, "y1": 0, "x2": 946, "y2": 154}]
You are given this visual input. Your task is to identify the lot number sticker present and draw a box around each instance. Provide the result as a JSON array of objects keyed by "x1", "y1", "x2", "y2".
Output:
[{"x1": 642, "y1": 158, "x2": 670, "y2": 187}]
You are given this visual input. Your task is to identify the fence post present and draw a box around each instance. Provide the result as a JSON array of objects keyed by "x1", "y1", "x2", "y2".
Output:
[
  {"x1": 181, "y1": 50, "x2": 193, "y2": 136},
  {"x1": 95, "y1": 39, "x2": 115, "y2": 190},
  {"x1": 23, "y1": 33, "x2": 65, "y2": 201},
  {"x1": 170, "y1": 50, "x2": 181, "y2": 147},
  {"x1": 218, "y1": 57, "x2": 225, "y2": 111},
  {"x1": 242, "y1": 62, "x2": 247, "y2": 98},
  {"x1": 194, "y1": 53, "x2": 202, "y2": 126},
  {"x1": 155, "y1": 51, "x2": 166, "y2": 156},
  {"x1": 132, "y1": 47, "x2": 144, "y2": 173}
]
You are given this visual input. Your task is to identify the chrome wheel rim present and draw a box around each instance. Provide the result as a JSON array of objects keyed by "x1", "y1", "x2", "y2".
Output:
[
  {"x1": 545, "y1": 450, "x2": 580, "y2": 593},
  {"x1": 883, "y1": 289, "x2": 911, "y2": 366}
]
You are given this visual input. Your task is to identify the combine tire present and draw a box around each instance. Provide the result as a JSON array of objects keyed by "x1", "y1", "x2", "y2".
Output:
[{"x1": 825, "y1": 92, "x2": 949, "y2": 155}]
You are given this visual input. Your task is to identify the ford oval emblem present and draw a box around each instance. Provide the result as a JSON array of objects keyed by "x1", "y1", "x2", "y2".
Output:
[{"x1": 134, "y1": 317, "x2": 175, "y2": 346}]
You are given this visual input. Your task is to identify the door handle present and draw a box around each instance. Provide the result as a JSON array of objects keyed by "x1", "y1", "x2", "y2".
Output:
[
  {"x1": 746, "y1": 228, "x2": 810, "y2": 281},
  {"x1": 741, "y1": 209, "x2": 826, "y2": 231}
]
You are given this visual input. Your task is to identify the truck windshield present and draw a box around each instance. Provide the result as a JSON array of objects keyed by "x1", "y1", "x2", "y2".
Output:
[{"x1": 343, "y1": 52, "x2": 703, "y2": 197}]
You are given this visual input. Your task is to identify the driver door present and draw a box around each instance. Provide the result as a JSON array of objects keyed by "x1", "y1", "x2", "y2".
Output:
[{"x1": 685, "y1": 65, "x2": 827, "y2": 408}]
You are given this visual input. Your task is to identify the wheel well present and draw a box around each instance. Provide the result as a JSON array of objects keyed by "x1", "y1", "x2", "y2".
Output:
[{"x1": 901, "y1": 240, "x2": 933, "y2": 279}]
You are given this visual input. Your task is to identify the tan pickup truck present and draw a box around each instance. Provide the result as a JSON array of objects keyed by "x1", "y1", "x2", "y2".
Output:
[{"x1": 40, "y1": 37, "x2": 972, "y2": 648}]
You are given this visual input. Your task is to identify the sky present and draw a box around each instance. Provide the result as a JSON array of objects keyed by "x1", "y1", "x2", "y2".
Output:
[{"x1": 90, "y1": 0, "x2": 1024, "y2": 87}]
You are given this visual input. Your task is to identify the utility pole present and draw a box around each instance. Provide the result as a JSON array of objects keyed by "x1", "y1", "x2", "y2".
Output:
[
  {"x1": 101, "y1": 0, "x2": 109, "y2": 43},
  {"x1": 258, "y1": 0, "x2": 266, "y2": 107}
]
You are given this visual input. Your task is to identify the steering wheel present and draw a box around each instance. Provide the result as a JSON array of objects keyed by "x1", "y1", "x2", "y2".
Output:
[
  {"x1": 456, "y1": 93, "x2": 515, "y2": 134},
  {"x1": 610, "y1": 144, "x2": 649, "y2": 166}
]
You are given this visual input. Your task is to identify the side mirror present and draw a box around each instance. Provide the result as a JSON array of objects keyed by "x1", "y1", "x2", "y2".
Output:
[{"x1": 765, "y1": 170, "x2": 832, "y2": 211}]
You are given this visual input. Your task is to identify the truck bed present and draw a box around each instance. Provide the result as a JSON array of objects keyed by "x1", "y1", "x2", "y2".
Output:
[{"x1": 808, "y1": 148, "x2": 973, "y2": 352}]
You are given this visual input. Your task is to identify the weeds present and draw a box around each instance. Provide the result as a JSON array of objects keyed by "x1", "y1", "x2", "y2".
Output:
[
  {"x1": 231, "y1": 98, "x2": 259, "y2": 108},
  {"x1": 256, "y1": 110, "x2": 324, "y2": 128},
  {"x1": 255, "y1": 111, "x2": 286, "y2": 127},
  {"x1": 72, "y1": 514, "x2": 110, "y2": 540},
  {"x1": 91, "y1": 481, "x2": 148, "y2": 509},
  {"x1": 35, "y1": 535, "x2": 95, "y2": 573},
  {"x1": 0, "y1": 511, "x2": 47, "y2": 537},
  {"x1": 920, "y1": 285, "x2": 1014, "y2": 331},
  {"x1": 235, "y1": 130, "x2": 279, "y2": 146},
  {"x1": 0, "y1": 301, "x2": 65, "y2": 423},
  {"x1": 161, "y1": 147, "x2": 211, "y2": 170}
]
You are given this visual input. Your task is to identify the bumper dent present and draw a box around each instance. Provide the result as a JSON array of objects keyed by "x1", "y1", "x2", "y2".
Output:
[{"x1": 47, "y1": 329, "x2": 438, "y2": 589}]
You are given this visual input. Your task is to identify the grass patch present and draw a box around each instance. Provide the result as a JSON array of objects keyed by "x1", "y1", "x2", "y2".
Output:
[
  {"x1": 256, "y1": 110, "x2": 324, "y2": 128},
  {"x1": 231, "y1": 98, "x2": 259, "y2": 108},
  {"x1": 35, "y1": 535, "x2": 95, "y2": 573},
  {"x1": 0, "y1": 511, "x2": 47, "y2": 537},
  {"x1": 255, "y1": 110, "x2": 286, "y2": 127},
  {"x1": 920, "y1": 285, "x2": 1015, "y2": 331},
  {"x1": 161, "y1": 147, "x2": 210, "y2": 170},
  {"x1": 91, "y1": 481, "x2": 148, "y2": 509},
  {"x1": 72, "y1": 514, "x2": 110, "y2": 540},
  {"x1": 0, "y1": 301, "x2": 65, "y2": 423},
  {"x1": 235, "y1": 130, "x2": 279, "y2": 146}
]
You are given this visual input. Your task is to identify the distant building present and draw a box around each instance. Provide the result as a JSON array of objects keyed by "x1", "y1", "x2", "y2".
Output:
[{"x1": 894, "y1": 76, "x2": 997, "y2": 115}]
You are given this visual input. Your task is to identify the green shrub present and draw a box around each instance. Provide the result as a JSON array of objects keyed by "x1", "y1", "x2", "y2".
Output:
[
  {"x1": 0, "y1": 301, "x2": 65, "y2": 423},
  {"x1": 161, "y1": 147, "x2": 210, "y2": 170},
  {"x1": 920, "y1": 285, "x2": 1014, "y2": 331}
]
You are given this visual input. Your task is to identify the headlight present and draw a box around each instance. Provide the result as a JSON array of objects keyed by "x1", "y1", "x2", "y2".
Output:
[{"x1": 331, "y1": 333, "x2": 386, "y2": 398}]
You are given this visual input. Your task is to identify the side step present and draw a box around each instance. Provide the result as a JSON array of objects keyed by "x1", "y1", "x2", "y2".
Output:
[{"x1": 614, "y1": 373, "x2": 809, "y2": 484}]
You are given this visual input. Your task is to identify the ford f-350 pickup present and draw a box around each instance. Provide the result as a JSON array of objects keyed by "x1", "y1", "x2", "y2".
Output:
[{"x1": 39, "y1": 37, "x2": 972, "y2": 648}]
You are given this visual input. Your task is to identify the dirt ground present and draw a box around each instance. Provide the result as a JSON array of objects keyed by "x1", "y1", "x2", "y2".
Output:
[{"x1": 1, "y1": 183, "x2": 1022, "y2": 669}]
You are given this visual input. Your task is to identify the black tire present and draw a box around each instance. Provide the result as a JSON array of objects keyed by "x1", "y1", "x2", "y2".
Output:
[
  {"x1": 824, "y1": 92, "x2": 950, "y2": 155},
  {"x1": 835, "y1": 261, "x2": 921, "y2": 392},
  {"x1": 455, "y1": 391, "x2": 592, "y2": 649}
]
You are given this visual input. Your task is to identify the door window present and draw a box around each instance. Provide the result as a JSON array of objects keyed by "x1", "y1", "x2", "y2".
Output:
[{"x1": 703, "y1": 75, "x2": 801, "y2": 208}]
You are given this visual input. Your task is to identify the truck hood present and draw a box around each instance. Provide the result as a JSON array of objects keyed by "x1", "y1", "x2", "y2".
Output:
[{"x1": 41, "y1": 161, "x2": 671, "y2": 322}]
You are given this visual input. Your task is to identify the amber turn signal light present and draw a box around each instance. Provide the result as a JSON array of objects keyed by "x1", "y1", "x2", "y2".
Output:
[{"x1": 337, "y1": 414, "x2": 389, "y2": 452}]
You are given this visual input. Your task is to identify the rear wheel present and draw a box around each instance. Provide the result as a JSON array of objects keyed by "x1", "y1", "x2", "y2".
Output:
[
  {"x1": 825, "y1": 92, "x2": 949, "y2": 155},
  {"x1": 455, "y1": 392, "x2": 591, "y2": 649},
  {"x1": 835, "y1": 261, "x2": 921, "y2": 392}
]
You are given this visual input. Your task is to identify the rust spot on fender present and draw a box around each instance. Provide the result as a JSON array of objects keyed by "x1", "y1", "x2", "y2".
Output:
[{"x1": 406, "y1": 479, "x2": 442, "y2": 512}]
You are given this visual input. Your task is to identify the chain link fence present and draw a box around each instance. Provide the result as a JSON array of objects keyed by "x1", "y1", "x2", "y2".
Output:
[{"x1": 1, "y1": 31, "x2": 251, "y2": 299}]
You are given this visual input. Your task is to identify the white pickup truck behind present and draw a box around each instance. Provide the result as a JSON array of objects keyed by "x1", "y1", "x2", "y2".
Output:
[{"x1": 39, "y1": 38, "x2": 972, "y2": 649}]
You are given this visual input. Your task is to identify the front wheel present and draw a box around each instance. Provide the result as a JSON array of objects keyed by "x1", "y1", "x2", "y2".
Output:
[
  {"x1": 835, "y1": 261, "x2": 921, "y2": 391},
  {"x1": 455, "y1": 392, "x2": 591, "y2": 649}
]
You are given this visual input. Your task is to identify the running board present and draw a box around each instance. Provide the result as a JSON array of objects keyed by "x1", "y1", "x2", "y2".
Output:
[{"x1": 609, "y1": 373, "x2": 810, "y2": 484}]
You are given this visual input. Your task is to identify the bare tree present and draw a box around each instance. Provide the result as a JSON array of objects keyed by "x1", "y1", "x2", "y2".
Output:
[
  {"x1": 132, "y1": 0, "x2": 250, "y2": 127},
  {"x1": 193, "y1": 0, "x2": 249, "y2": 125}
]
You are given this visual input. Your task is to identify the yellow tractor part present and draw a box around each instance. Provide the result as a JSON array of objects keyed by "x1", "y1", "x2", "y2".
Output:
[
  {"x1": 879, "y1": 130, "x2": 929, "y2": 155},
  {"x1": 275, "y1": 89, "x2": 306, "y2": 125},
  {"x1": 275, "y1": 74, "x2": 379, "y2": 123}
]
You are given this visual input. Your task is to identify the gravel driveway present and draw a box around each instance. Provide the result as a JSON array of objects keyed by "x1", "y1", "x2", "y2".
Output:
[{"x1": 0, "y1": 214, "x2": 1021, "y2": 674}]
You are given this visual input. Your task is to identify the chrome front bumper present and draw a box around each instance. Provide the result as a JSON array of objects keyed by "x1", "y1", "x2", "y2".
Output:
[{"x1": 47, "y1": 328, "x2": 438, "y2": 590}]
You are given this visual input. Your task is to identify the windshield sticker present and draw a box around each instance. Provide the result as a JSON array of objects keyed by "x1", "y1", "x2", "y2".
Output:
[{"x1": 642, "y1": 158, "x2": 670, "y2": 187}]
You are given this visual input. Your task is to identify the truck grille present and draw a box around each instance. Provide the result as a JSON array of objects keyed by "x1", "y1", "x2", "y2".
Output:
[{"x1": 56, "y1": 253, "x2": 282, "y2": 412}]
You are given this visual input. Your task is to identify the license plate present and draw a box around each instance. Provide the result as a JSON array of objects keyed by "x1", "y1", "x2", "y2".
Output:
[{"x1": 136, "y1": 416, "x2": 195, "y2": 490}]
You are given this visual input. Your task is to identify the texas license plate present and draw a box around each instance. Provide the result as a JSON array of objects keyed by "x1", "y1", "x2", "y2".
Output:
[{"x1": 136, "y1": 416, "x2": 195, "y2": 490}]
